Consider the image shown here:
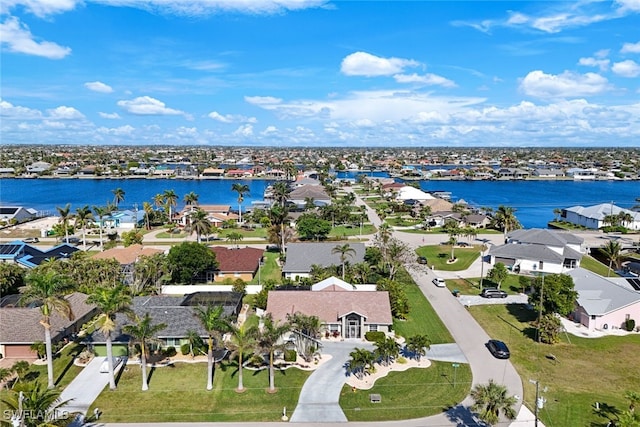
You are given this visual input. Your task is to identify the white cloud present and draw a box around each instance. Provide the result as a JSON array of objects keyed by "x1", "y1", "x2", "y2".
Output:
[
  {"x1": 98, "y1": 125, "x2": 135, "y2": 136},
  {"x1": 0, "y1": 98, "x2": 42, "y2": 119},
  {"x1": 1, "y1": 0, "x2": 80, "y2": 18},
  {"x1": 232, "y1": 124, "x2": 253, "y2": 137},
  {"x1": 0, "y1": 16, "x2": 71, "y2": 59},
  {"x1": 615, "y1": 0, "x2": 640, "y2": 12},
  {"x1": 612, "y1": 59, "x2": 640, "y2": 77},
  {"x1": 117, "y1": 96, "x2": 186, "y2": 116},
  {"x1": 85, "y1": 81, "x2": 113, "y2": 93},
  {"x1": 341, "y1": 52, "x2": 419, "y2": 77},
  {"x1": 519, "y1": 70, "x2": 611, "y2": 98},
  {"x1": 244, "y1": 96, "x2": 282, "y2": 105},
  {"x1": 578, "y1": 57, "x2": 610, "y2": 72},
  {"x1": 621, "y1": 41, "x2": 640, "y2": 54},
  {"x1": 47, "y1": 106, "x2": 84, "y2": 120},
  {"x1": 394, "y1": 73, "x2": 456, "y2": 88},
  {"x1": 261, "y1": 125, "x2": 278, "y2": 135},
  {"x1": 208, "y1": 111, "x2": 256, "y2": 123},
  {"x1": 99, "y1": 112, "x2": 121, "y2": 119}
]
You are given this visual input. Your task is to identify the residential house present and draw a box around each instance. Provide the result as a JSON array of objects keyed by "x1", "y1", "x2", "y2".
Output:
[
  {"x1": 567, "y1": 268, "x2": 640, "y2": 331},
  {"x1": 0, "y1": 241, "x2": 79, "y2": 268},
  {"x1": 201, "y1": 168, "x2": 226, "y2": 178},
  {"x1": 0, "y1": 292, "x2": 97, "y2": 359},
  {"x1": 209, "y1": 246, "x2": 264, "y2": 283},
  {"x1": 282, "y1": 242, "x2": 366, "y2": 280},
  {"x1": 496, "y1": 168, "x2": 530, "y2": 179},
  {"x1": 396, "y1": 186, "x2": 435, "y2": 202},
  {"x1": 266, "y1": 276, "x2": 392, "y2": 339},
  {"x1": 288, "y1": 184, "x2": 332, "y2": 208},
  {"x1": 101, "y1": 209, "x2": 145, "y2": 229},
  {"x1": 227, "y1": 169, "x2": 253, "y2": 178},
  {"x1": 0, "y1": 168, "x2": 16, "y2": 177},
  {"x1": 0, "y1": 206, "x2": 39, "y2": 223},
  {"x1": 487, "y1": 228, "x2": 585, "y2": 274},
  {"x1": 561, "y1": 203, "x2": 640, "y2": 231},
  {"x1": 178, "y1": 205, "x2": 237, "y2": 228},
  {"x1": 532, "y1": 168, "x2": 565, "y2": 178},
  {"x1": 77, "y1": 165, "x2": 97, "y2": 177},
  {"x1": 92, "y1": 244, "x2": 164, "y2": 285}
]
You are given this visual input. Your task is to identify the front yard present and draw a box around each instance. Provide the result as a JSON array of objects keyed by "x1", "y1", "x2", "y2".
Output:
[
  {"x1": 469, "y1": 304, "x2": 640, "y2": 427},
  {"x1": 415, "y1": 245, "x2": 480, "y2": 271}
]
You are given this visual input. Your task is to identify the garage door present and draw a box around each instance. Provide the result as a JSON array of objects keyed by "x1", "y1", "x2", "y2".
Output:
[
  {"x1": 494, "y1": 257, "x2": 515, "y2": 267},
  {"x1": 3, "y1": 345, "x2": 37, "y2": 359}
]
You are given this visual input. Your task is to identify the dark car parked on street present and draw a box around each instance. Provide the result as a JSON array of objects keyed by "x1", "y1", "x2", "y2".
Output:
[
  {"x1": 487, "y1": 339, "x2": 510, "y2": 359},
  {"x1": 480, "y1": 288, "x2": 508, "y2": 298}
]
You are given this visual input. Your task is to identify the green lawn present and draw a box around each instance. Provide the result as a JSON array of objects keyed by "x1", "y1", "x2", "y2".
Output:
[
  {"x1": 392, "y1": 271, "x2": 453, "y2": 344},
  {"x1": 469, "y1": 304, "x2": 640, "y2": 427},
  {"x1": 415, "y1": 245, "x2": 480, "y2": 271},
  {"x1": 249, "y1": 251, "x2": 281, "y2": 284},
  {"x1": 330, "y1": 224, "x2": 377, "y2": 237},
  {"x1": 340, "y1": 361, "x2": 471, "y2": 421},
  {"x1": 89, "y1": 361, "x2": 311, "y2": 423},
  {"x1": 580, "y1": 255, "x2": 620, "y2": 277},
  {"x1": 445, "y1": 274, "x2": 526, "y2": 296}
]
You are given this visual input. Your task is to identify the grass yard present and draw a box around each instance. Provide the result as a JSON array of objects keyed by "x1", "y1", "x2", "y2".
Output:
[
  {"x1": 445, "y1": 274, "x2": 526, "y2": 296},
  {"x1": 340, "y1": 361, "x2": 471, "y2": 421},
  {"x1": 469, "y1": 304, "x2": 640, "y2": 427},
  {"x1": 330, "y1": 224, "x2": 377, "y2": 237},
  {"x1": 248, "y1": 251, "x2": 281, "y2": 284},
  {"x1": 392, "y1": 271, "x2": 453, "y2": 344},
  {"x1": 580, "y1": 255, "x2": 620, "y2": 277},
  {"x1": 415, "y1": 245, "x2": 480, "y2": 271},
  {"x1": 89, "y1": 361, "x2": 311, "y2": 423}
]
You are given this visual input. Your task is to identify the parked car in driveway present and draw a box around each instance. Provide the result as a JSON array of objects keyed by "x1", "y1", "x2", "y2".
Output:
[
  {"x1": 487, "y1": 339, "x2": 510, "y2": 359},
  {"x1": 480, "y1": 288, "x2": 508, "y2": 298},
  {"x1": 417, "y1": 256, "x2": 428, "y2": 264},
  {"x1": 432, "y1": 277, "x2": 446, "y2": 288},
  {"x1": 22, "y1": 237, "x2": 39, "y2": 243}
]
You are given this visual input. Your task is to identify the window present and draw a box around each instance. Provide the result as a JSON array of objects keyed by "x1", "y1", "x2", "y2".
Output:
[{"x1": 369, "y1": 324, "x2": 378, "y2": 332}]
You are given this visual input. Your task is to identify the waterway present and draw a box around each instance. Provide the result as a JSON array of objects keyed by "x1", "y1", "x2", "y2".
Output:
[{"x1": 0, "y1": 177, "x2": 637, "y2": 229}]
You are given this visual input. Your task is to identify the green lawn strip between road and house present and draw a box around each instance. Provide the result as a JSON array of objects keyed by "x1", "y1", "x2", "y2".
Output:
[
  {"x1": 340, "y1": 360, "x2": 471, "y2": 421},
  {"x1": 415, "y1": 245, "x2": 480, "y2": 271},
  {"x1": 468, "y1": 304, "x2": 640, "y2": 427},
  {"x1": 89, "y1": 361, "x2": 311, "y2": 423},
  {"x1": 329, "y1": 224, "x2": 377, "y2": 237}
]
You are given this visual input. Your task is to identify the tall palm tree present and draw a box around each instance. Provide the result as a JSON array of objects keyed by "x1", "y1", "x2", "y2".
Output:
[
  {"x1": 405, "y1": 334, "x2": 431, "y2": 361},
  {"x1": 56, "y1": 203, "x2": 72, "y2": 242},
  {"x1": 225, "y1": 322, "x2": 257, "y2": 392},
  {"x1": 112, "y1": 187, "x2": 125, "y2": 208},
  {"x1": 332, "y1": 244, "x2": 356, "y2": 280},
  {"x1": 122, "y1": 313, "x2": 167, "y2": 391},
  {"x1": 87, "y1": 284, "x2": 132, "y2": 390},
  {"x1": 268, "y1": 204, "x2": 290, "y2": 253},
  {"x1": 470, "y1": 380, "x2": 517, "y2": 426},
  {"x1": 494, "y1": 205, "x2": 521, "y2": 242},
  {"x1": 74, "y1": 205, "x2": 93, "y2": 250},
  {"x1": 19, "y1": 270, "x2": 74, "y2": 389},
  {"x1": 225, "y1": 231, "x2": 244, "y2": 249},
  {"x1": 374, "y1": 336, "x2": 400, "y2": 366},
  {"x1": 142, "y1": 201, "x2": 153, "y2": 230},
  {"x1": 271, "y1": 181, "x2": 291, "y2": 208},
  {"x1": 163, "y1": 189, "x2": 178, "y2": 223},
  {"x1": 92, "y1": 205, "x2": 108, "y2": 251},
  {"x1": 231, "y1": 183, "x2": 250, "y2": 224},
  {"x1": 348, "y1": 347, "x2": 375, "y2": 380},
  {"x1": 0, "y1": 381, "x2": 74, "y2": 427},
  {"x1": 256, "y1": 314, "x2": 290, "y2": 393},
  {"x1": 187, "y1": 208, "x2": 212, "y2": 243},
  {"x1": 183, "y1": 191, "x2": 199, "y2": 206},
  {"x1": 193, "y1": 305, "x2": 229, "y2": 391},
  {"x1": 601, "y1": 240, "x2": 622, "y2": 277}
]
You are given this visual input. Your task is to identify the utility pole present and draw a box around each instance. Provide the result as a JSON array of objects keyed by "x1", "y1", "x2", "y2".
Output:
[
  {"x1": 529, "y1": 379, "x2": 544, "y2": 427},
  {"x1": 537, "y1": 272, "x2": 545, "y2": 343}
]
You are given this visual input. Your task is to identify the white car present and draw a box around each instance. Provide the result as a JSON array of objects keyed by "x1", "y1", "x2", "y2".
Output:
[{"x1": 432, "y1": 277, "x2": 446, "y2": 288}]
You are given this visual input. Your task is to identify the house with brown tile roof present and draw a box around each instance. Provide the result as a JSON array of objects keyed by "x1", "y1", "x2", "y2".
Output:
[
  {"x1": 266, "y1": 276, "x2": 392, "y2": 340},
  {"x1": 0, "y1": 293, "x2": 97, "y2": 360},
  {"x1": 93, "y1": 244, "x2": 163, "y2": 284},
  {"x1": 210, "y1": 246, "x2": 264, "y2": 282}
]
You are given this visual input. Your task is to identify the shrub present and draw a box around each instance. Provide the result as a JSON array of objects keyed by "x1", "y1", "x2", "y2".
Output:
[
  {"x1": 364, "y1": 331, "x2": 386, "y2": 342},
  {"x1": 180, "y1": 343, "x2": 190, "y2": 356},
  {"x1": 624, "y1": 318, "x2": 636, "y2": 332},
  {"x1": 163, "y1": 346, "x2": 177, "y2": 358},
  {"x1": 284, "y1": 349, "x2": 297, "y2": 362}
]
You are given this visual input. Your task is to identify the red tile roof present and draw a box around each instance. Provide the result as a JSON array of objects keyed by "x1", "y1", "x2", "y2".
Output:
[{"x1": 210, "y1": 246, "x2": 264, "y2": 273}]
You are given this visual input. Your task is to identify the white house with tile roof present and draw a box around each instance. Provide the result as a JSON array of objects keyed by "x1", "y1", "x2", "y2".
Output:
[{"x1": 561, "y1": 203, "x2": 640, "y2": 230}]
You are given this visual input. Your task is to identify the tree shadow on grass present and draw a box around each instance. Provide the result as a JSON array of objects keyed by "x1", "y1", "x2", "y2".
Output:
[
  {"x1": 504, "y1": 304, "x2": 539, "y2": 341},
  {"x1": 589, "y1": 401, "x2": 621, "y2": 427}
]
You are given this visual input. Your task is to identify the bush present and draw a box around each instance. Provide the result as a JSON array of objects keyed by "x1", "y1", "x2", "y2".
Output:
[
  {"x1": 163, "y1": 346, "x2": 177, "y2": 358},
  {"x1": 180, "y1": 343, "x2": 191, "y2": 356},
  {"x1": 284, "y1": 349, "x2": 297, "y2": 362},
  {"x1": 624, "y1": 318, "x2": 636, "y2": 332},
  {"x1": 364, "y1": 331, "x2": 386, "y2": 342}
]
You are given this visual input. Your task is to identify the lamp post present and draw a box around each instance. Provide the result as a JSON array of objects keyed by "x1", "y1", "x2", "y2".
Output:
[
  {"x1": 258, "y1": 257, "x2": 263, "y2": 286},
  {"x1": 479, "y1": 243, "x2": 487, "y2": 290}
]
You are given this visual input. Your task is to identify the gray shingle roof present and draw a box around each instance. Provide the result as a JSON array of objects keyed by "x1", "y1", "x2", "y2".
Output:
[
  {"x1": 567, "y1": 268, "x2": 640, "y2": 315},
  {"x1": 507, "y1": 228, "x2": 583, "y2": 247},
  {"x1": 282, "y1": 242, "x2": 366, "y2": 273}
]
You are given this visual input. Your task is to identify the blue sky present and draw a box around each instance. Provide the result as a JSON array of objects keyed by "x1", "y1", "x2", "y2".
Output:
[{"x1": 1, "y1": 0, "x2": 639, "y2": 147}]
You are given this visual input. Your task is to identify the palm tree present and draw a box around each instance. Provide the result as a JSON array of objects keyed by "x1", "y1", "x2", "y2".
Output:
[
  {"x1": 56, "y1": 203, "x2": 73, "y2": 242},
  {"x1": 123, "y1": 313, "x2": 166, "y2": 391},
  {"x1": 87, "y1": 284, "x2": 133, "y2": 390},
  {"x1": 74, "y1": 205, "x2": 93, "y2": 250},
  {"x1": 19, "y1": 270, "x2": 74, "y2": 389},
  {"x1": 225, "y1": 323, "x2": 257, "y2": 392},
  {"x1": 405, "y1": 334, "x2": 431, "y2": 361},
  {"x1": 348, "y1": 347, "x2": 375, "y2": 380},
  {"x1": 193, "y1": 305, "x2": 229, "y2": 391},
  {"x1": 92, "y1": 205, "x2": 108, "y2": 251},
  {"x1": 470, "y1": 380, "x2": 517, "y2": 426},
  {"x1": 187, "y1": 208, "x2": 212, "y2": 243},
  {"x1": 601, "y1": 240, "x2": 622, "y2": 277},
  {"x1": 183, "y1": 191, "x2": 199, "y2": 206},
  {"x1": 268, "y1": 204, "x2": 290, "y2": 253},
  {"x1": 226, "y1": 231, "x2": 244, "y2": 249},
  {"x1": 0, "y1": 381, "x2": 74, "y2": 427},
  {"x1": 256, "y1": 314, "x2": 290, "y2": 393},
  {"x1": 374, "y1": 336, "x2": 400, "y2": 366},
  {"x1": 271, "y1": 181, "x2": 291, "y2": 208},
  {"x1": 142, "y1": 201, "x2": 154, "y2": 230},
  {"x1": 112, "y1": 187, "x2": 125, "y2": 208},
  {"x1": 163, "y1": 189, "x2": 178, "y2": 223},
  {"x1": 553, "y1": 208, "x2": 562, "y2": 222},
  {"x1": 153, "y1": 193, "x2": 165, "y2": 211},
  {"x1": 494, "y1": 205, "x2": 521, "y2": 242},
  {"x1": 332, "y1": 244, "x2": 356, "y2": 280},
  {"x1": 231, "y1": 183, "x2": 250, "y2": 224}
]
